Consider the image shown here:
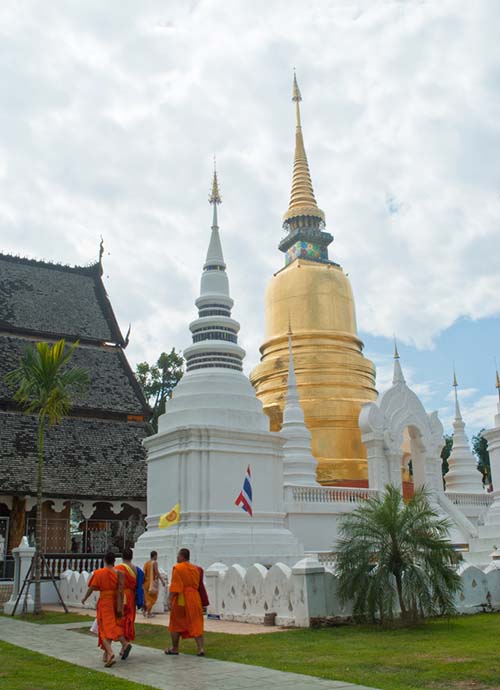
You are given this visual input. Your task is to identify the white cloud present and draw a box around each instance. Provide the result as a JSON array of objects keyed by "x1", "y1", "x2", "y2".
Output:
[
  {"x1": 0, "y1": 0, "x2": 499, "y2": 381},
  {"x1": 372, "y1": 352, "x2": 436, "y2": 403}
]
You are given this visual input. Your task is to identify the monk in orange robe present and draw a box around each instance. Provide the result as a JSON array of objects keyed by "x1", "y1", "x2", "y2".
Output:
[
  {"x1": 115, "y1": 547, "x2": 138, "y2": 660},
  {"x1": 165, "y1": 548, "x2": 204, "y2": 656},
  {"x1": 143, "y1": 550, "x2": 165, "y2": 617},
  {"x1": 82, "y1": 551, "x2": 127, "y2": 667}
]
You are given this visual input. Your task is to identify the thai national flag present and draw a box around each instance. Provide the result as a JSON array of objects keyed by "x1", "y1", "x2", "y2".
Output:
[{"x1": 235, "y1": 465, "x2": 253, "y2": 516}]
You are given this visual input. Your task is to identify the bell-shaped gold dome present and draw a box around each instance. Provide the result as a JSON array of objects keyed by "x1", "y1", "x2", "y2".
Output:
[{"x1": 250, "y1": 75, "x2": 377, "y2": 484}]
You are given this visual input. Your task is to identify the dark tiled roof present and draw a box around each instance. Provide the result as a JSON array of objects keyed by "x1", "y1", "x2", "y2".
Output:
[
  {"x1": 0, "y1": 411, "x2": 147, "y2": 500},
  {"x1": 0, "y1": 336, "x2": 148, "y2": 415},
  {"x1": 0, "y1": 254, "x2": 124, "y2": 344}
]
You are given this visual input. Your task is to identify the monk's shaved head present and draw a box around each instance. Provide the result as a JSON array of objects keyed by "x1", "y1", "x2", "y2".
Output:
[
  {"x1": 104, "y1": 551, "x2": 115, "y2": 565},
  {"x1": 177, "y1": 548, "x2": 190, "y2": 562}
]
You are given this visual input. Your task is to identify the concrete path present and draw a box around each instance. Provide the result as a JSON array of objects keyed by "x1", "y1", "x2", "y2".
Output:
[
  {"x1": 45, "y1": 604, "x2": 282, "y2": 635},
  {"x1": 0, "y1": 617, "x2": 379, "y2": 690}
]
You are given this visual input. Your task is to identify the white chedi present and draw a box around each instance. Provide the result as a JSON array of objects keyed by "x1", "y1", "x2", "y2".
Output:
[
  {"x1": 133, "y1": 169, "x2": 303, "y2": 572},
  {"x1": 444, "y1": 375, "x2": 484, "y2": 493},
  {"x1": 281, "y1": 332, "x2": 319, "y2": 486}
]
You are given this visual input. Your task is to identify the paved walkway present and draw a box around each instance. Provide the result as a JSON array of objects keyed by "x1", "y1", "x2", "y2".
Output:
[
  {"x1": 0, "y1": 617, "x2": 379, "y2": 690},
  {"x1": 45, "y1": 604, "x2": 282, "y2": 634}
]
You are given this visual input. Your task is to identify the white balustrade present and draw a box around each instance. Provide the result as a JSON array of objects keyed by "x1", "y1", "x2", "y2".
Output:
[
  {"x1": 288, "y1": 485, "x2": 378, "y2": 504},
  {"x1": 446, "y1": 492, "x2": 493, "y2": 508}
]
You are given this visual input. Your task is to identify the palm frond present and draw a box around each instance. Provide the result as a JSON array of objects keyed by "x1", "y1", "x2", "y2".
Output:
[{"x1": 336, "y1": 484, "x2": 460, "y2": 623}]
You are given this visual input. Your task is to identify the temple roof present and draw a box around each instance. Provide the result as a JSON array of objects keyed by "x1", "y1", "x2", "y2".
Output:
[
  {"x1": 0, "y1": 411, "x2": 147, "y2": 500},
  {"x1": 0, "y1": 335, "x2": 149, "y2": 416},
  {"x1": 0, "y1": 253, "x2": 125, "y2": 345}
]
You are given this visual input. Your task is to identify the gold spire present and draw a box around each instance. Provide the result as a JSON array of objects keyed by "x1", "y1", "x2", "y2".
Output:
[
  {"x1": 283, "y1": 72, "x2": 325, "y2": 224},
  {"x1": 496, "y1": 368, "x2": 500, "y2": 400},
  {"x1": 393, "y1": 337, "x2": 399, "y2": 359},
  {"x1": 453, "y1": 369, "x2": 458, "y2": 388},
  {"x1": 209, "y1": 156, "x2": 221, "y2": 205}
]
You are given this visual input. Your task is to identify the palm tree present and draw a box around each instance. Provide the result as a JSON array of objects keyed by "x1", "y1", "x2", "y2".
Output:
[
  {"x1": 6, "y1": 340, "x2": 89, "y2": 614},
  {"x1": 336, "y1": 485, "x2": 461, "y2": 623}
]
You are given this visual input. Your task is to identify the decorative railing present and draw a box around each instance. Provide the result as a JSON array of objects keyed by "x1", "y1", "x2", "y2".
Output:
[
  {"x1": 446, "y1": 492, "x2": 493, "y2": 508},
  {"x1": 287, "y1": 486, "x2": 378, "y2": 504},
  {"x1": 316, "y1": 552, "x2": 336, "y2": 567},
  {"x1": 41, "y1": 554, "x2": 103, "y2": 578}
]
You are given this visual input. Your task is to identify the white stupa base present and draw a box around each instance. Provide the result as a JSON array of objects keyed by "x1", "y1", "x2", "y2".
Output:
[
  {"x1": 484, "y1": 492, "x2": 500, "y2": 529},
  {"x1": 134, "y1": 519, "x2": 303, "y2": 574},
  {"x1": 444, "y1": 472, "x2": 484, "y2": 493}
]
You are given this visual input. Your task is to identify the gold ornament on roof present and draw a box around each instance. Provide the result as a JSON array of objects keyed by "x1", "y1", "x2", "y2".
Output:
[{"x1": 283, "y1": 72, "x2": 325, "y2": 224}]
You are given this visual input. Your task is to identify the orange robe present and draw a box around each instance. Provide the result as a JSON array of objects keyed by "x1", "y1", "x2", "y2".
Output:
[
  {"x1": 168, "y1": 561, "x2": 203, "y2": 639},
  {"x1": 89, "y1": 567, "x2": 121, "y2": 649},
  {"x1": 143, "y1": 560, "x2": 159, "y2": 613},
  {"x1": 115, "y1": 563, "x2": 137, "y2": 642}
]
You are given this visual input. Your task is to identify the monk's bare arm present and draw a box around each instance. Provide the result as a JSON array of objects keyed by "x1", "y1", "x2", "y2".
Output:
[
  {"x1": 154, "y1": 561, "x2": 166, "y2": 587},
  {"x1": 82, "y1": 585, "x2": 96, "y2": 605}
]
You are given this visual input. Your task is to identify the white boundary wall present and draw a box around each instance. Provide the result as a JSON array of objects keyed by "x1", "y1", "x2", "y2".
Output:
[
  {"x1": 54, "y1": 568, "x2": 169, "y2": 614},
  {"x1": 30, "y1": 558, "x2": 500, "y2": 626},
  {"x1": 205, "y1": 558, "x2": 500, "y2": 625}
]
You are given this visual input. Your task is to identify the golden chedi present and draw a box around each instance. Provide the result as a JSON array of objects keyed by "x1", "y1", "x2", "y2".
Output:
[{"x1": 250, "y1": 74, "x2": 377, "y2": 485}]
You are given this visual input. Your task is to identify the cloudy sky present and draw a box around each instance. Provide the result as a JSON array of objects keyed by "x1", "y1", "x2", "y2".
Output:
[{"x1": 1, "y1": 1, "x2": 499, "y2": 437}]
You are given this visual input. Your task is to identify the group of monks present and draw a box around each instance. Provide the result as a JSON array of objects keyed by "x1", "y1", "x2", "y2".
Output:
[{"x1": 81, "y1": 547, "x2": 208, "y2": 667}]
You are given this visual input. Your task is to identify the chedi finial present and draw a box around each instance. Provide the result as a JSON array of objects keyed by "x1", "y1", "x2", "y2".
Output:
[
  {"x1": 283, "y1": 72, "x2": 325, "y2": 225},
  {"x1": 452, "y1": 368, "x2": 462, "y2": 421},
  {"x1": 393, "y1": 336, "x2": 400, "y2": 360},
  {"x1": 292, "y1": 70, "x2": 302, "y2": 104},
  {"x1": 209, "y1": 157, "x2": 221, "y2": 206}
]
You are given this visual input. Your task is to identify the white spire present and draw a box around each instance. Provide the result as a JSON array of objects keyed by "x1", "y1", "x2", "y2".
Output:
[
  {"x1": 204, "y1": 161, "x2": 225, "y2": 269},
  {"x1": 285, "y1": 326, "x2": 299, "y2": 406},
  {"x1": 281, "y1": 329, "x2": 318, "y2": 486},
  {"x1": 392, "y1": 338, "x2": 405, "y2": 385},
  {"x1": 183, "y1": 168, "x2": 245, "y2": 373},
  {"x1": 453, "y1": 369, "x2": 462, "y2": 421},
  {"x1": 204, "y1": 225, "x2": 226, "y2": 270},
  {"x1": 444, "y1": 371, "x2": 484, "y2": 493}
]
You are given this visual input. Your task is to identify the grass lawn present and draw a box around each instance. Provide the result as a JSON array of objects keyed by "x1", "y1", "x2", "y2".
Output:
[
  {"x1": 1, "y1": 611, "x2": 94, "y2": 625},
  {"x1": 10, "y1": 610, "x2": 500, "y2": 690},
  {"x1": 129, "y1": 613, "x2": 500, "y2": 690},
  {"x1": 0, "y1": 640, "x2": 155, "y2": 690}
]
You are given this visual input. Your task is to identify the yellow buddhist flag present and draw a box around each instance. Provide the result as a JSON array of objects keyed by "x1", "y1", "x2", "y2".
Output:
[{"x1": 158, "y1": 502, "x2": 181, "y2": 529}]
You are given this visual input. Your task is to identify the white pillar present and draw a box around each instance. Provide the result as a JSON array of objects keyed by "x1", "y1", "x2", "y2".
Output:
[
  {"x1": 205, "y1": 562, "x2": 228, "y2": 617},
  {"x1": 388, "y1": 452, "x2": 403, "y2": 489},
  {"x1": 292, "y1": 557, "x2": 327, "y2": 626},
  {"x1": 359, "y1": 402, "x2": 388, "y2": 490},
  {"x1": 483, "y1": 403, "x2": 500, "y2": 528},
  {"x1": 4, "y1": 537, "x2": 35, "y2": 614}
]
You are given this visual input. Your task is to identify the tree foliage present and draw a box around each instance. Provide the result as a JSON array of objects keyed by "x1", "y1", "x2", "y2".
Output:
[
  {"x1": 335, "y1": 485, "x2": 461, "y2": 624},
  {"x1": 135, "y1": 348, "x2": 184, "y2": 432},
  {"x1": 472, "y1": 429, "x2": 491, "y2": 487},
  {"x1": 5, "y1": 340, "x2": 89, "y2": 613},
  {"x1": 441, "y1": 434, "x2": 453, "y2": 479}
]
